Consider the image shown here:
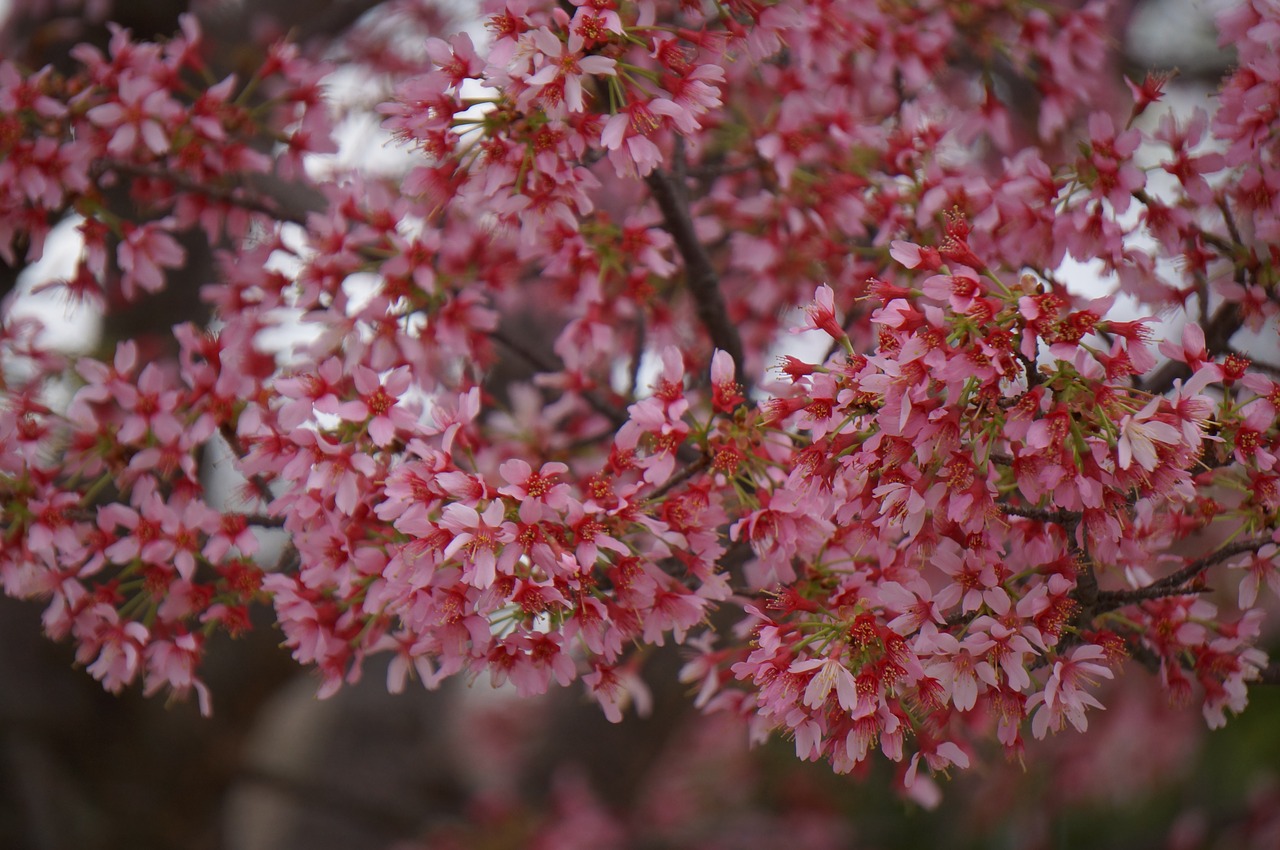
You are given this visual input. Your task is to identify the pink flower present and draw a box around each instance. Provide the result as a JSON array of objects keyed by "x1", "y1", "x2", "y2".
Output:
[
  {"x1": 710, "y1": 348, "x2": 744, "y2": 412},
  {"x1": 143, "y1": 633, "x2": 212, "y2": 716},
  {"x1": 424, "y1": 32, "x2": 485, "y2": 87},
  {"x1": 1157, "y1": 322, "x2": 1223, "y2": 379},
  {"x1": 918, "y1": 630, "x2": 994, "y2": 712},
  {"x1": 523, "y1": 27, "x2": 616, "y2": 114},
  {"x1": 889, "y1": 239, "x2": 941, "y2": 271},
  {"x1": 904, "y1": 738, "x2": 969, "y2": 790},
  {"x1": 569, "y1": 0, "x2": 624, "y2": 44},
  {"x1": 1030, "y1": 644, "x2": 1113, "y2": 738},
  {"x1": 288, "y1": 430, "x2": 378, "y2": 515},
  {"x1": 931, "y1": 538, "x2": 1009, "y2": 614},
  {"x1": 583, "y1": 663, "x2": 652, "y2": 723},
  {"x1": 441, "y1": 501, "x2": 517, "y2": 588},
  {"x1": 78, "y1": 613, "x2": 150, "y2": 694},
  {"x1": 337, "y1": 365, "x2": 415, "y2": 447},
  {"x1": 876, "y1": 580, "x2": 944, "y2": 635},
  {"x1": 791, "y1": 654, "x2": 860, "y2": 713},
  {"x1": 86, "y1": 74, "x2": 182, "y2": 156},
  {"x1": 1231, "y1": 544, "x2": 1280, "y2": 609},
  {"x1": 426, "y1": 388, "x2": 481, "y2": 456},
  {"x1": 1116, "y1": 397, "x2": 1181, "y2": 471},
  {"x1": 117, "y1": 221, "x2": 185, "y2": 299},
  {"x1": 795, "y1": 283, "x2": 845, "y2": 340},
  {"x1": 921, "y1": 267, "x2": 984, "y2": 313},
  {"x1": 114, "y1": 361, "x2": 184, "y2": 446},
  {"x1": 277, "y1": 357, "x2": 347, "y2": 425},
  {"x1": 498, "y1": 459, "x2": 571, "y2": 514},
  {"x1": 601, "y1": 100, "x2": 673, "y2": 177}
]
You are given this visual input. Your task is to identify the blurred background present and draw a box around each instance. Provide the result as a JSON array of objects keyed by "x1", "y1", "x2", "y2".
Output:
[{"x1": 2, "y1": 1, "x2": 1279, "y2": 848}]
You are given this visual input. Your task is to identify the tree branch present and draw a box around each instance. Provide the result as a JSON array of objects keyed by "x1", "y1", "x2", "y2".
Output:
[
  {"x1": 645, "y1": 141, "x2": 746, "y2": 380},
  {"x1": 95, "y1": 160, "x2": 311, "y2": 226},
  {"x1": 641, "y1": 452, "x2": 710, "y2": 505},
  {"x1": 1150, "y1": 534, "x2": 1272, "y2": 589},
  {"x1": 1094, "y1": 534, "x2": 1274, "y2": 607},
  {"x1": 219, "y1": 423, "x2": 277, "y2": 506},
  {"x1": 1141, "y1": 300, "x2": 1241, "y2": 394},
  {"x1": 234, "y1": 513, "x2": 287, "y2": 529},
  {"x1": 1001, "y1": 505, "x2": 1082, "y2": 525},
  {"x1": 489, "y1": 328, "x2": 629, "y2": 427}
]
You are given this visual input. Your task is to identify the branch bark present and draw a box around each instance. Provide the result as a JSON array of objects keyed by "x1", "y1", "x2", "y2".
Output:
[
  {"x1": 1095, "y1": 534, "x2": 1274, "y2": 607},
  {"x1": 490, "y1": 327, "x2": 629, "y2": 427},
  {"x1": 96, "y1": 160, "x2": 313, "y2": 226},
  {"x1": 1141, "y1": 300, "x2": 1241, "y2": 394},
  {"x1": 645, "y1": 142, "x2": 746, "y2": 380}
]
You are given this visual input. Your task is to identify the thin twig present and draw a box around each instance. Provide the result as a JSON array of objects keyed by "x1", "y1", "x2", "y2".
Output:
[
  {"x1": 1095, "y1": 584, "x2": 1211, "y2": 605},
  {"x1": 1151, "y1": 534, "x2": 1273, "y2": 589},
  {"x1": 1095, "y1": 534, "x2": 1274, "y2": 607},
  {"x1": 641, "y1": 453, "x2": 710, "y2": 505}
]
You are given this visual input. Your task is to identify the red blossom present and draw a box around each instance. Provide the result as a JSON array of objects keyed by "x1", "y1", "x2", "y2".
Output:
[{"x1": 0, "y1": 0, "x2": 1277, "y2": 799}]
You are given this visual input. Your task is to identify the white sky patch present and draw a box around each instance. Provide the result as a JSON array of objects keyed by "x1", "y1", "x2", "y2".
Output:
[
  {"x1": 765, "y1": 316, "x2": 835, "y2": 380},
  {"x1": 612, "y1": 347, "x2": 661, "y2": 399},
  {"x1": 8, "y1": 215, "x2": 99, "y2": 353},
  {"x1": 1128, "y1": 0, "x2": 1235, "y2": 72}
]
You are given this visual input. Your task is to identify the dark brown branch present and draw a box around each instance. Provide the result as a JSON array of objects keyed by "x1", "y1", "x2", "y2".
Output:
[
  {"x1": 235, "y1": 513, "x2": 287, "y2": 529},
  {"x1": 1141, "y1": 300, "x2": 1241, "y2": 394},
  {"x1": 1094, "y1": 534, "x2": 1274, "y2": 607},
  {"x1": 1095, "y1": 584, "x2": 1211, "y2": 605},
  {"x1": 1076, "y1": 559, "x2": 1101, "y2": 612},
  {"x1": 1149, "y1": 534, "x2": 1273, "y2": 590},
  {"x1": 645, "y1": 142, "x2": 746, "y2": 380},
  {"x1": 1216, "y1": 197, "x2": 1246, "y2": 259},
  {"x1": 1001, "y1": 505, "x2": 1082, "y2": 525},
  {"x1": 219, "y1": 423, "x2": 277, "y2": 506},
  {"x1": 95, "y1": 160, "x2": 311, "y2": 226},
  {"x1": 944, "y1": 609, "x2": 980, "y2": 629},
  {"x1": 641, "y1": 452, "x2": 710, "y2": 505},
  {"x1": 489, "y1": 328, "x2": 628, "y2": 427}
]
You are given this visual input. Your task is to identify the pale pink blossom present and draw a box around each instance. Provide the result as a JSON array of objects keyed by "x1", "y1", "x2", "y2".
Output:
[
  {"x1": 117, "y1": 221, "x2": 185, "y2": 299},
  {"x1": 86, "y1": 74, "x2": 182, "y2": 156},
  {"x1": 1116, "y1": 397, "x2": 1181, "y2": 471},
  {"x1": 791, "y1": 654, "x2": 860, "y2": 713},
  {"x1": 441, "y1": 501, "x2": 517, "y2": 588},
  {"x1": 1030, "y1": 644, "x2": 1113, "y2": 739}
]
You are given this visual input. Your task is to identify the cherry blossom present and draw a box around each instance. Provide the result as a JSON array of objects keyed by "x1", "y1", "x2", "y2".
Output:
[
  {"x1": 440, "y1": 501, "x2": 519, "y2": 589},
  {"x1": 1, "y1": 0, "x2": 1278, "y2": 807},
  {"x1": 86, "y1": 74, "x2": 181, "y2": 156}
]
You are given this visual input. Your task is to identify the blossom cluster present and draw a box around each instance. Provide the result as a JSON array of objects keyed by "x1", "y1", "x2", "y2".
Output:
[{"x1": 1, "y1": 0, "x2": 1279, "y2": 799}]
